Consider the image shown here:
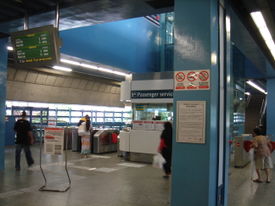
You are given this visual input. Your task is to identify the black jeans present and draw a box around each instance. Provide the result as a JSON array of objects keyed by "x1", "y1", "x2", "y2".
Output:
[
  {"x1": 15, "y1": 144, "x2": 34, "y2": 169},
  {"x1": 161, "y1": 148, "x2": 172, "y2": 175}
]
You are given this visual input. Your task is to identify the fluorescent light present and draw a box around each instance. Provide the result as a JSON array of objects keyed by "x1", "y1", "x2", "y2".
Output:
[
  {"x1": 250, "y1": 11, "x2": 275, "y2": 60},
  {"x1": 53, "y1": 65, "x2": 72, "y2": 72},
  {"x1": 61, "y1": 58, "x2": 130, "y2": 77},
  {"x1": 60, "y1": 58, "x2": 80, "y2": 66},
  {"x1": 7, "y1": 46, "x2": 13, "y2": 51},
  {"x1": 246, "y1": 80, "x2": 267, "y2": 94},
  {"x1": 244, "y1": 92, "x2": 251, "y2": 96}
]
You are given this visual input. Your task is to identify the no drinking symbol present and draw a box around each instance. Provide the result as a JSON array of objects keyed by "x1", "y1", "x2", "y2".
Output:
[{"x1": 187, "y1": 72, "x2": 197, "y2": 82}]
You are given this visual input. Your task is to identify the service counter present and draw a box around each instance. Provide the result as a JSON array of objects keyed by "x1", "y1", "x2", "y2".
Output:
[{"x1": 119, "y1": 121, "x2": 166, "y2": 163}]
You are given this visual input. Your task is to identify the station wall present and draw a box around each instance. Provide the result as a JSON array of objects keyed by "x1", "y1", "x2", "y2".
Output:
[{"x1": 6, "y1": 68, "x2": 123, "y2": 107}]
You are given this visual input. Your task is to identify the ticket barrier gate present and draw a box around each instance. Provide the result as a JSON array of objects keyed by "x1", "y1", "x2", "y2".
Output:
[
  {"x1": 234, "y1": 134, "x2": 251, "y2": 168},
  {"x1": 93, "y1": 130, "x2": 118, "y2": 154}
]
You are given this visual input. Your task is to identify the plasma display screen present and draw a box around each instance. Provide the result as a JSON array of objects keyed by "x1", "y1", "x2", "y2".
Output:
[{"x1": 11, "y1": 25, "x2": 60, "y2": 67}]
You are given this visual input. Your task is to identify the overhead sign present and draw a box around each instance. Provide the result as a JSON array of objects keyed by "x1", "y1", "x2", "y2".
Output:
[
  {"x1": 131, "y1": 90, "x2": 173, "y2": 99},
  {"x1": 11, "y1": 25, "x2": 60, "y2": 67},
  {"x1": 174, "y1": 70, "x2": 210, "y2": 90}
]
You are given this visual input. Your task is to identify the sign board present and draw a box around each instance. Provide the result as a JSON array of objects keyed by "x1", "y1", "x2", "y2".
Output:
[
  {"x1": 44, "y1": 127, "x2": 64, "y2": 155},
  {"x1": 11, "y1": 25, "x2": 60, "y2": 67},
  {"x1": 176, "y1": 101, "x2": 206, "y2": 144},
  {"x1": 174, "y1": 70, "x2": 210, "y2": 90},
  {"x1": 131, "y1": 90, "x2": 173, "y2": 99}
]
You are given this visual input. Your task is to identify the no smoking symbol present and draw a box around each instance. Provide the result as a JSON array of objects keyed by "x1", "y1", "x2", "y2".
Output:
[
  {"x1": 176, "y1": 72, "x2": 185, "y2": 82},
  {"x1": 199, "y1": 71, "x2": 209, "y2": 81},
  {"x1": 187, "y1": 72, "x2": 197, "y2": 82}
]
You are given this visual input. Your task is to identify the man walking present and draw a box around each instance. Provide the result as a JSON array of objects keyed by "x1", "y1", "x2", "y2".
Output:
[{"x1": 14, "y1": 111, "x2": 34, "y2": 171}]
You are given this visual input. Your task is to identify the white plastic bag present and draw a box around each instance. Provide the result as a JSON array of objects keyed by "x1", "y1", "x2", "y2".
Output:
[{"x1": 152, "y1": 153, "x2": 166, "y2": 168}]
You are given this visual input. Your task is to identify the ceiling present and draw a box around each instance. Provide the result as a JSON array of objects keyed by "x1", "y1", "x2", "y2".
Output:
[{"x1": 0, "y1": 0, "x2": 274, "y2": 79}]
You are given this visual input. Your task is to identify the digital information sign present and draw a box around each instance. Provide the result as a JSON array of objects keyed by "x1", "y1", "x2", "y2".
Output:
[{"x1": 11, "y1": 25, "x2": 60, "y2": 67}]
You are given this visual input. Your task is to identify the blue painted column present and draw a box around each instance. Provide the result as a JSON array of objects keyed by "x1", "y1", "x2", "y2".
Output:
[
  {"x1": 0, "y1": 38, "x2": 8, "y2": 170},
  {"x1": 171, "y1": 0, "x2": 220, "y2": 206},
  {"x1": 267, "y1": 78, "x2": 275, "y2": 141}
]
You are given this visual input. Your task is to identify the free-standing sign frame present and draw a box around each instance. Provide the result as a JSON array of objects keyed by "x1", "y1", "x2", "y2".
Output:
[
  {"x1": 176, "y1": 101, "x2": 206, "y2": 144},
  {"x1": 39, "y1": 125, "x2": 71, "y2": 192}
]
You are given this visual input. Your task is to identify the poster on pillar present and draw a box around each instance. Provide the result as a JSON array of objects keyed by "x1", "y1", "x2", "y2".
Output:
[
  {"x1": 176, "y1": 101, "x2": 206, "y2": 144},
  {"x1": 44, "y1": 128, "x2": 64, "y2": 155},
  {"x1": 174, "y1": 70, "x2": 210, "y2": 90}
]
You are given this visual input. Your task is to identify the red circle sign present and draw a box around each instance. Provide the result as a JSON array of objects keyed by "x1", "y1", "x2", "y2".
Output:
[
  {"x1": 199, "y1": 71, "x2": 209, "y2": 81},
  {"x1": 175, "y1": 72, "x2": 185, "y2": 82},
  {"x1": 187, "y1": 72, "x2": 197, "y2": 82}
]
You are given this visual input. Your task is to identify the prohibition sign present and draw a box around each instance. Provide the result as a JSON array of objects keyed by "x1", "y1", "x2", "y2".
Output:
[
  {"x1": 199, "y1": 71, "x2": 209, "y2": 81},
  {"x1": 187, "y1": 71, "x2": 197, "y2": 82},
  {"x1": 175, "y1": 72, "x2": 185, "y2": 82}
]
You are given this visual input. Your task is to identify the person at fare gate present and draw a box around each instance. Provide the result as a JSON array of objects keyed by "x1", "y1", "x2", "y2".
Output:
[
  {"x1": 14, "y1": 111, "x2": 35, "y2": 171},
  {"x1": 251, "y1": 127, "x2": 273, "y2": 183},
  {"x1": 78, "y1": 115, "x2": 92, "y2": 158}
]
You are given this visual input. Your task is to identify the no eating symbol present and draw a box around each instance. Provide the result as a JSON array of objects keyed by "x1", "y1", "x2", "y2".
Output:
[
  {"x1": 199, "y1": 71, "x2": 209, "y2": 81},
  {"x1": 176, "y1": 72, "x2": 185, "y2": 82}
]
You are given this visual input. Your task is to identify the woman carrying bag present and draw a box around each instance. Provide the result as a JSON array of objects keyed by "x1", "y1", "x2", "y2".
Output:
[
  {"x1": 78, "y1": 115, "x2": 92, "y2": 158},
  {"x1": 158, "y1": 122, "x2": 173, "y2": 178}
]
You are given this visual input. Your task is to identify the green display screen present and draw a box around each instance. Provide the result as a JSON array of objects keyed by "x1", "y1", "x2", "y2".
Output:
[
  {"x1": 15, "y1": 31, "x2": 53, "y2": 63},
  {"x1": 11, "y1": 25, "x2": 59, "y2": 66}
]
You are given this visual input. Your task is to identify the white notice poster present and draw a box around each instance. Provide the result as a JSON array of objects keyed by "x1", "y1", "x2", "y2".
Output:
[
  {"x1": 176, "y1": 101, "x2": 206, "y2": 144},
  {"x1": 44, "y1": 128, "x2": 64, "y2": 155}
]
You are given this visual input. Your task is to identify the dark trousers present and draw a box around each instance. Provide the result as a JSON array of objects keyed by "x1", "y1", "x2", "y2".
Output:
[
  {"x1": 15, "y1": 144, "x2": 34, "y2": 169},
  {"x1": 161, "y1": 148, "x2": 172, "y2": 175}
]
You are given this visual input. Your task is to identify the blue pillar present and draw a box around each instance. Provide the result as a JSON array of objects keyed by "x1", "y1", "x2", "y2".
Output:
[
  {"x1": 171, "y1": 0, "x2": 220, "y2": 206},
  {"x1": 0, "y1": 37, "x2": 8, "y2": 170},
  {"x1": 267, "y1": 78, "x2": 275, "y2": 141}
]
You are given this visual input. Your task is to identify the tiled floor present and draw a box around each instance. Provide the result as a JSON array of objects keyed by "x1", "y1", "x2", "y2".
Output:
[
  {"x1": 228, "y1": 152, "x2": 275, "y2": 206},
  {"x1": 0, "y1": 145, "x2": 170, "y2": 206},
  {"x1": 1, "y1": 145, "x2": 274, "y2": 206}
]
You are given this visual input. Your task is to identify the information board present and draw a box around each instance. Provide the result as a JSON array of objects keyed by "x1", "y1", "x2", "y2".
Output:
[
  {"x1": 44, "y1": 127, "x2": 64, "y2": 155},
  {"x1": 11, "y1": 25, "x2": 60, "y2": 67},
  {"x1": 176, "y1": 101, "x2": 206, "y2": 144}
]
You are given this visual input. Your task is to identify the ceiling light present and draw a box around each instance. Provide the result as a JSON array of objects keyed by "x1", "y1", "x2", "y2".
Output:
[
  {"x1": 250, "y1": 11, "x2": 275, "y2": 60},
  {"x1": 53, "y1": 65, "x2": 72, "y2": 72},
  {"x1": 7, "y1": 46, "x2": 13, "y2": 51},
  {"x1": 61, "y1": 58, "x2": 130, "y2": 77},
  {"x1": 244, "y1": 92, "x2": 251, "y2": 96},
  {"x1": 60, "y1": 58, "x2": 80, "y2": 66},
  {"x1": 246, "y1": 80, "x2": 267, "y2": 95}
]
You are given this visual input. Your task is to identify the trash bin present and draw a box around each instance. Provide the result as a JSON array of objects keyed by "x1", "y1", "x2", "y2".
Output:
[{"x1": 234, "y1": 134, "x2": 251, "y2": 168}]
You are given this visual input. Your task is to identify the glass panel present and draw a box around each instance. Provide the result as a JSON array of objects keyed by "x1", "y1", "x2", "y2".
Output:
[
  {"x1": 114, "y1": 118, "x2": 122, "y2": 122},
  {"x1": 49, "y1": 111, "x2": 56, "y2": 116},
  {"x1": 133, "y1": 103, "x2": 173, "y2": 121},
  {"x1": 71, "y1": 111, "x2": 82, "y2": 116},
  {"x1": 96, "y1": 118, "x2": 104, "y2": 122},
  {"x1": 114, "y1": 113, "x2": 122, "y2": 117},
  {"x1": 104, "y1": 118, "x2": 113, "y2": 122},
  {"x1": 71, "y1": 118, "x2": 81, "y2": 123},
  {"x1": 123, "y1": 112, "x2": 132, "y2": 118},
  {"x1": 13, "y1": 110, "x2": 30, "y2": 116},
  {"x1": 6, "y1": 109, "x2": 12, "y2": 116},
  {"x1": 32, "y1": 118, "x2": 41, "y2": 124},
  {"x1": 83, "y1": 112, "x2": 92, "y2": 117},
  {"x1": 96, "y1": 112, "x2": 104, "y2": 117},
  {"x1": 92, "y1": 117, "x2": 96, "y2": 122},
  {"x1": 105, "y1": 113, "x2": 113, "y2": 117},
  {"x1": 57, "y1": 111, "x2": 70, "y2": 116},
  {"x1": 32, "y1": 111, "x2": 41, "y2": 116},
  {"x1": 57, "y1": 117, "x2": 69, "y2": 123}
]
